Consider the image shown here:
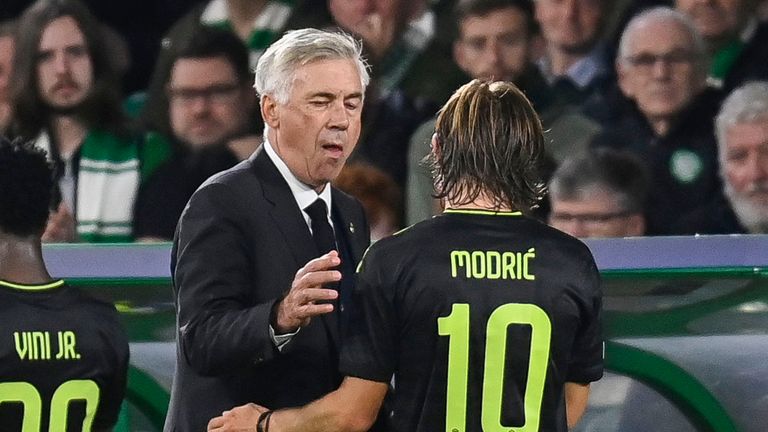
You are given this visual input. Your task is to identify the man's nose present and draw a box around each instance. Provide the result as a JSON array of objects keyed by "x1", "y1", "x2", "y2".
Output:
[
  {"x1": 53, "y1": 51, "x2": 70, "y2": 75},
  {"x1": 743, "y1": 153, "x2": 768, "y2": 183},
  {"x1": 484, "y1": 41, "x2": 503, "y2": 66},
  {"x1": 327, "y1": 101, "x2": 350, "y2": 129},
  {"x1": 651, "y1": 58, "x2": 672, "y2": 79}
]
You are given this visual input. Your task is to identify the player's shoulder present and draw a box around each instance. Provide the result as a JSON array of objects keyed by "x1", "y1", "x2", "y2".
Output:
[
  {"x1": 357, "y1": 220, "x2": 428, "y2": 269},
  {"x1": 64, "y1": 286, "x2": 123, "y2": 321},
  {"x1": 536, "y1": 222, "x2": 595, "y2": 260}
]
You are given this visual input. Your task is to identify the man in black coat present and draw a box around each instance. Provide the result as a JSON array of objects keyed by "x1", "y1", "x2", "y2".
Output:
[{"x1": 163, "y1": 29, "x2": 372, "y2": 431}]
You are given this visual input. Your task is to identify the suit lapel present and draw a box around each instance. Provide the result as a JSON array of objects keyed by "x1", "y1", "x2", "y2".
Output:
[
  {"x1": 331, "y1": 188, "x2": 367, "y2": 264},
  {"x1": 251, "y1": 149, "x2": 317, "y2": 268}
]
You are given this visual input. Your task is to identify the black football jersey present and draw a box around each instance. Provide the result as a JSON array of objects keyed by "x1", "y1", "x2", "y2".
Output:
[
  {"x1": 341, "y1": 210, "x2": 603, "y2": 432},
  {"x1": 0, "y1": 279, "x2": 129, "y2": 431}
]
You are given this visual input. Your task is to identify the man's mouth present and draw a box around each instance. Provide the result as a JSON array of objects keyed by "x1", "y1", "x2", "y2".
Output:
[{"x1": 322, "y1": 143, "x2": 344, "y2": 157}]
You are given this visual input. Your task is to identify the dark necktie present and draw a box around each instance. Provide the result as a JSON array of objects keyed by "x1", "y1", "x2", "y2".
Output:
[{"x1": 305, "y1": 199, "x2": 337, "y2": 255}]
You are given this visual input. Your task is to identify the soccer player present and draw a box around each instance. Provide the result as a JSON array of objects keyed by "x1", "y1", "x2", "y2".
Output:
[
  {"x1": 0, "y1": 137, "x2": 129, "y2": 431},
  {"x1": 208, "y1": 79, "x2": 604, "y2": 432}
]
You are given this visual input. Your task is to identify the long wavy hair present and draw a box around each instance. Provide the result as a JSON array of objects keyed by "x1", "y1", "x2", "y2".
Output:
[
  {"x1": 10, "y1": 0, "x2": 126, "y2": 139},
  {"x1": 430, "y1": 79, "x2": 546, "y2": 211}
]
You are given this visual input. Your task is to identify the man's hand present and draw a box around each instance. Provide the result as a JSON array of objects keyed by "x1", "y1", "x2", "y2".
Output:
[
  {"x1": 207, "y1": 403, "x2": 267, "y2": 431},
  {"x1": 42, "y1": 202, "x2": 77, "y2": 243},
  {"x1": 273, "y1": 251, "x2": 341, "y2": 333}
]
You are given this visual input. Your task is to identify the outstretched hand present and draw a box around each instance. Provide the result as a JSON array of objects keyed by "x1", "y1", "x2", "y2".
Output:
[{"x1": 273, "y1": 251, "x2": 341, "y2": 333}]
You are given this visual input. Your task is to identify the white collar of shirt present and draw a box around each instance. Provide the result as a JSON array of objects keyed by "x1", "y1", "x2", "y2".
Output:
[{"x1": 263, "y1": 139, "x2": 333, "y2": 229}]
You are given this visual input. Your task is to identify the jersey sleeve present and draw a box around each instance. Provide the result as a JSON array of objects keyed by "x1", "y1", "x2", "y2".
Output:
[
  {"x1": 339, "y1": 245, "x2": 398, "y2": 383},
  {"x1": 566, "y1": 257, "x2": 604, "y2": 383}
]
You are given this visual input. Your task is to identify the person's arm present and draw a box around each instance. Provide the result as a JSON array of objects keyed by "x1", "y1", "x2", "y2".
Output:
[
  {"x1": 175, "y1": 183, "x2": 339, "y2": 375},
  {"x1": 565, "y1": 382, "x2": 590, "y2": 429},
  {"x1": 207, "y1": 377, "x2": 388, "y2": 432}
]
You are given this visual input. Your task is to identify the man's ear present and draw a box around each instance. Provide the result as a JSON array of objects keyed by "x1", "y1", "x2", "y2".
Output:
[
  {"x1": 453, "y1": 40, "x2": 469, "y2": 74},
  {"x1": 616, "y1": 61, "x2": 634, "y2": 98},
  {"x1": 260, "y1": 94, "x2": 280, "y2": 128}
]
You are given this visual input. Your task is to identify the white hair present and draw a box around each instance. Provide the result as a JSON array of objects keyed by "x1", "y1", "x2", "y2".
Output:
[
  {"x1": 617, "y1": 7, "x2": 707, "y2": 74},
  {"x1": 253, "y1": 28, "x2": 370, "y2": 104},
  {"x1": 715, "y1": 81, "x2": 768, "y2": 162}
]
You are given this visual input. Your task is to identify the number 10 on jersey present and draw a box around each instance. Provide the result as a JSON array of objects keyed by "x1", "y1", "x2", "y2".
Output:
[{"x1": 438, "y1": 303, "x2": 552, "y2": 432}]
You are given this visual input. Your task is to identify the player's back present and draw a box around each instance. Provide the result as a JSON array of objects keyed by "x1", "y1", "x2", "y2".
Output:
[
  {"x1": 0, "y1": 279, "x2": 129, "y2": 431},
  {"x1": 344, "y1": 210, "x2": 603, "y2": 432}
]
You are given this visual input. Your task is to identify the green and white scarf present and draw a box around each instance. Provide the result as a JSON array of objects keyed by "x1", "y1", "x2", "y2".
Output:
[{"x1": 35, "y1": 130, "x2": 144, "y2": 243}]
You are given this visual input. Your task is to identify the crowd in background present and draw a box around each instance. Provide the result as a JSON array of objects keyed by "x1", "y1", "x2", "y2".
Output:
[{"x1": 1, "y1": 0, "x2": 767, "y2": 242}]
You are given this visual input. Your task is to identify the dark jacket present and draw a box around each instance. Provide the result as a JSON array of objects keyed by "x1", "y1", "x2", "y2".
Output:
[
  {"x1": 591, "y1": 88, "x2": 724, "y2": 234},
  {"x1": 163, "y1": 147, "x2": 370, "y2": 431},
  {"x1": 673, "y1": 192, "x2": 748, "y2": 235}
]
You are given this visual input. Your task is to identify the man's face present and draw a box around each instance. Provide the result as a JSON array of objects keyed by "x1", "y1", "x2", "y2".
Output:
[
  {"x1": 723, "y1": 118, "x2": 768, "y2": 230},
  {"x1": 549, "y1": 188, "x2": 644, "y2": 238},
  {"x1": 454, "y1": 7, "x2": 531, "y2": 82},
  {"x1": 263, "y1": 58, "x2": 364, "y2": 190},
  {"x1": 618, "y1": 19, "x2": 704, "y2": 126},
  {"x1": 0, "y1": 36, "x2": 14, "y2": 104},
  {"x1": 675, "y1": 0, "x2": 748, "y2": 44},
  {"x1": 535, "y1": 0, "x2": 603, "y2": 53},
  {"x1": 168, "y1": 57, "x2": 252, "y2": 148},
  {"x1": 37, "y1": 16, "x2": 93, "y2": 110}
]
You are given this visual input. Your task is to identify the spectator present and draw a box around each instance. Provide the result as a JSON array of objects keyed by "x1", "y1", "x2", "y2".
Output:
[
  {"x1": 0, "y1": 20, "x2": 14, "y2": 135},
  {"x1": 10, "y1": 0, "x2": 167, "y2": 243},
  {"x1": 331, "y1": 0, "x2": 467, "y2": 190},
  {"x1": 334, "y1": 162, "x2": 401, "y2": 242},
  {"x1": 407, "y1": 0, "x2": 550, "y2": 225},
  {"x1": 675, "y1": 0, "x2": 768, "y2": 92},
  {"x1": 134, "y1": 27, "x2": 259, "y2": 241},
  {"x1": 549, "y1": 147, "x2": 648, "y2": 238},
  {"x1": 534, "y1": 0, "x2": 612, "y2": 105},
  {"x1": 167, "y1": 0, "x2": 331, "y2": 70},
  {"x1": 592, "y1": 7, "x2": 722, "y2": 234},
  {"x1": 406, "y1": 0, "x2": 595, "y2": 225},
  {"x1": 676, "y1": 81, "x2": 768, "y2": 234},
  {"x1": 140, "y1": 0, "x2": 331, "y2": 126},
  {"x1": 0, "y1": 137, "x2": 129, "y2": 430}
]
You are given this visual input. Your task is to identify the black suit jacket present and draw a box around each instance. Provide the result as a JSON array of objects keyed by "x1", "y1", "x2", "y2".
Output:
[{"x1": 164, "y1": 147, "x2": 370, "y2": 431}]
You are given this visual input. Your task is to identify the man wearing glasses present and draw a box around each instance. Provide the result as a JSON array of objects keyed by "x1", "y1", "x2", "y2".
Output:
[
  {"x1": 133, "y1": 26, "x2": 261, "y2": 241},
  {"x1": 591, "y1": 7, "x2": 723, "y2": 235},
  {"x1": 548, "y1": 148, "x2": 648, "y2": 238}
]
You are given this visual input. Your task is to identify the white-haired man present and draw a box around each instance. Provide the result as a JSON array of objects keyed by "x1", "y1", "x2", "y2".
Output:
[
  {"x1": 591, "y1": 7, "x2": 723, "y2": 234},
  {"x1": 677, "y1": 81, "x2": 768, "y2": 234},
  {"x1": 164, "y1": 28, "x2": 373, "y2": 431}
]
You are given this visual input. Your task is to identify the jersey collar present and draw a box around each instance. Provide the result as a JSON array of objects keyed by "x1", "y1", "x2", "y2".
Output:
[{"x1": 0, "y1": 279, "x2": 65, "y2": 291}]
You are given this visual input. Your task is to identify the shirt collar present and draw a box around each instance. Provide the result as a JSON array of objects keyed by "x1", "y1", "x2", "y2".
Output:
[
  {"x1": 263, "y1": 138, "x2": 332, "y2": 223},
  {"x1": 538, "y1": 43, "x2": 607, "y2": 89}
]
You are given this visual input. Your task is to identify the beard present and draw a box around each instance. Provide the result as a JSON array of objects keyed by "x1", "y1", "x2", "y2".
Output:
[
  {"x1": 44, "y1": 96, "x2": 87, "y2": 117},
  {"x1": 725, "y1": 182, "x2": 768, "y2": 234}
]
